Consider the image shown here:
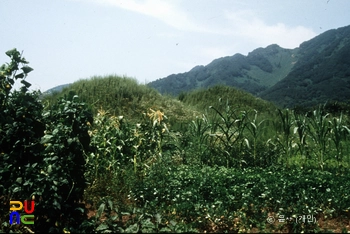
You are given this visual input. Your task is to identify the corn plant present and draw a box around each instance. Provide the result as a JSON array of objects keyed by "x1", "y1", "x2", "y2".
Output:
[
  {"x1": 131, "y1": 108, "x2": 169, "y2": 178},
  {"x1": 307, "y1": 105, "x2": 331, "y2": 169},
  {"x1": 146, "y1": 108, "x2": 168, "y2": 155},
  {"x1": 187, "y1": 114, "x2": 211, "y2": 164},
  {"x1": 329, "y1": 113, "x2": 350, "y2": 167},
  {"x1": 274, "y1": 109, "x2": 294, "y2": 167},
  {"x1": 86, "y1": 108, "x2": 128, "y2": 194},
  {"x1": 293, "y1": 112, "x2": 309, "y2": 161},
  {"x1": 209, "y1": 99, "x2": 248, "y2": 168},
  {"x1": 245, "y1": 109, "x2": 265, "y2": 166}
]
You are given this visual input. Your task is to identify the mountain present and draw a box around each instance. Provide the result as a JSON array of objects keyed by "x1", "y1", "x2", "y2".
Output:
[
  {"x1": 149, "y1": 44, "x2": 297, "y2": 97},
  {"x1": 260, "y1": 25, "x2": 350, "y2": 107},
  {"x1": 42, "y1": 83, "x2": 72, "y2": 95},
  {"x1": 148, "y1": 25, "x2": 350, "y2": 108}
]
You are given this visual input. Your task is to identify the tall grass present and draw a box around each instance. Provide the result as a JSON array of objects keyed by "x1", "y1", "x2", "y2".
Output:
[{"x1": 42, "y1": 75, "x2": 200, "y2": 125}]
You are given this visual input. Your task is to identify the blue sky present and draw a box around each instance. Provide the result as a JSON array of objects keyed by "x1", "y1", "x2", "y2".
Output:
[{"x1": 1, "y1": 0, "x2": 349, "y2": 92}]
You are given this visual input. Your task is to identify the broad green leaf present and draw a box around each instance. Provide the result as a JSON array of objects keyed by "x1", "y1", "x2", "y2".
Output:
[
  {"x1": 96, "y1": 223, "x2": 109, "y2": 231},
  {"x1": 15, "y1": 73, "x2": 24, "y2": 79},
  {"x1": 108, "y1": 199, "x2": 113, "y2": 209},
  {"x1": 21, "y1": 66, "x2": 33, "y2": 74},
  {"x1": 244, "y1": 138, "x2": 250, "y2": 148},
  {"x1": 13, "y1": 187, "x2": 21, "y2": 193},
  {"x1": 16, "y1": 177, "x2": 22, "y2": 184},
  {"x1": 20, "y1": 79, "x2": 31, "y2": 88},
  {"x1": 125, "y1": 223, "x2": 139, "y2": 233},
  {"x1": 23, "y1": 181, "x2": 33, "y2": 187},
  {"x1": 48, "y1": 165, "x2": 52, "y2": 173},
  {"x1": 5, "y1": 48, "x2": 19, "y2": 57},
  {"x1": 97, "y1": 203, "x2": 105, "y2": 219},
  {"x1": 159, "y1": 227, "x2": 172, "y2": 232},
  {"x1": 41, "y1": 134, "x2": 53, "y2": 144}
]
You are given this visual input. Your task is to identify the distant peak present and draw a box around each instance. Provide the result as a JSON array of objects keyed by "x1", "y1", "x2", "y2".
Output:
[{"x1": 190, "y1": 65, "x2": 204, "y2": 72}]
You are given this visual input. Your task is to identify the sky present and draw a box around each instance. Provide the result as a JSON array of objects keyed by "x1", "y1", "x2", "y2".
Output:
[{"x1": 1, "y1": 0, "x2": 349, "y2": 92}]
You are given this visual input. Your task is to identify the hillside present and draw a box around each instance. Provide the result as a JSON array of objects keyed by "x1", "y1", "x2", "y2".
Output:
[
  {"x1": 179, "y1": 85, "x2": 276, "y2": 115},
  {"x1": 261, "y1": 25, "x2": 350, "y2": 107},
  {"x1": 42, "y1": 75, "x2": 278, "y2": 127},
  {"x1": 148, "y1": 25, "x2": 350, "y2": 108},
  {"x1": 148, "y1": 44, "x2": 297, "y2": 97},
  {"x1": 42, "y1": 75, "x2": 202, "y2": 126},
  {"x1": 42, "y1": 83, "x2": 72, "y2": 95}
]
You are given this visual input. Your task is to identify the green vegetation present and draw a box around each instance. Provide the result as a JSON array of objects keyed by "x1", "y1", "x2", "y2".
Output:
[
  {"x1": 1, "y1": 49, "x2": 350, "y2": 233},
  {"x1": 43, "y1": 75, "x2": 200, "y2": 128},
  {"x1": 1, "y1": 49, "x2": 92, "y2": 233},
  {"x1": 178, "y1": 85, "x2": 275, "y2": 115},
  {"x1": 149, "y1": 25, "x2": 350, "y2": 109},
  {"x1": 261, "y1": 25, "x2": 350, "y2": 108},
  {"x1": 148, "y1": 44, "x2": 296, "y2": 97}
]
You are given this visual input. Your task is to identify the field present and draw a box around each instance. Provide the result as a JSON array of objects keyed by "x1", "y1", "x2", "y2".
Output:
[{"x1": 1, "y1": 49, "x2": 350, "y2": 233}]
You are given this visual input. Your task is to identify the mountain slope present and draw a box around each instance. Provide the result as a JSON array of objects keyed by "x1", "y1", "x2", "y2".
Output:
[
  {"x1": 42, "y1": 83, "x2": 72, "y2": 95},
  {"x1": 148, "y1": 25, "x2": 350, "y2": 108},
  {"x1": 179, "y1": 85, "x2": 276, "y2": 115},
  {"x1": 42, "y1": 75, "x2": 204, "y2": 125},
  {"x1": 42, "y1": 75, "x2": 279, "y2": 130},
  {"x1": 148, "y1": 44, "x2": 298, "y2": 96},
  {"x1": 260, "y1": 25, "x2": 350, "y2": 107}
]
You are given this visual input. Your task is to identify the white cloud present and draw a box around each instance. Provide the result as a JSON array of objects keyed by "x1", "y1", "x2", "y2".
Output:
[
  {"x1": 72, "y1": 0, "x2": 317, "y2": 49},
  {"x1": 82, "y1": 0, "x2": 211, "y2": 33},
  {"x1": 223, "y1": 9, "x2": 317, "y2": 49}
]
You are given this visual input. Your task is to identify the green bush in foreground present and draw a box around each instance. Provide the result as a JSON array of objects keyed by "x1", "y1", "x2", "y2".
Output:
[{"x1": 0, "y1": 49, "x2": 93, "y2": 233}]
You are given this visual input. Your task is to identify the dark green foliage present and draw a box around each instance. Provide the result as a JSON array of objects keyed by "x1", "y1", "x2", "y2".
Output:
[
  {"x1": 261, "y1": 25, "x2": 350, "y2": 108},
  {"x1": 35, "y1": 93, "x2": 93, "y2": 232},
  {"x1": 178, "y1": 85, "x2": 276, "y2": 114},
  {"x1": 42, "y1": 75, "x2": 199, "y2": 127},
  {"x1": 2, "y1": 48, "x2": 350, "y2": 233},
  {"x1": 0, "y1": 49, "x2": 42, "y2": 231},
  {"x1": 149, "y1": 25, "x2": 350, "y2": 109},
  {"x1": 148, "y1": 44, "x2": 296, "y2": 97},
  {"x1": 247, "y1": 47, "x2": 274, "y2": 73},
  {"x1": 131, "y1": 165, "x2": 350, "y2": 233},
  {"x1": 0, "y1": 49, "x2": 93, "y2": 233}
]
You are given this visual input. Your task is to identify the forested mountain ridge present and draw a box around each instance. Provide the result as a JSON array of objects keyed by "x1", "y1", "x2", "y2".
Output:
[
  {"x1": 261, "y1": 25, "x2": 350, "y2": 107},
  {"x1": 148, "y1": 25, "x2": 350, "y2": 108},
  {"x1": 42, "y1": 83, "x2": 71, "y2": 95},
  {"x1": 148, "y1": 44, "x2": 298, "y2": 96}
]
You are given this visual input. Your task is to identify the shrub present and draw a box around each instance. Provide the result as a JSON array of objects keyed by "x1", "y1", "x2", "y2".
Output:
[{"x1": 0, "y1": 49, "x2": 93, "y2": 233}]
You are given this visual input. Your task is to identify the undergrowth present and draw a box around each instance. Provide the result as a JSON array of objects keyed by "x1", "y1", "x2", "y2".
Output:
[{"x1": 1, "y1": 49, "x2": 350, "y2": 233}]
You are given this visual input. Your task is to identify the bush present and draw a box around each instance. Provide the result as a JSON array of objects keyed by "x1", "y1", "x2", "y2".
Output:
[{"x1": 0, "y1": 49, "x2": 93, "y2": 233}]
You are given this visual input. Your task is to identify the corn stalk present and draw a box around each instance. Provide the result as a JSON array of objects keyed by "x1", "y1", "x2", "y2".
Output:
[
  {"x1": 246, "y1": 110, "x2": 265, "y2": 166},
  {"x1": 209, "y1": 100, "x2": 247, "y2": 168},
  {"x1": 275, "y1": 109, "x2": 294, "y2": 167},
  {"x1": 329, "y1": 113, "x2": 350, "y2": 167},
  {"x1": 307, "y1": 106, "x2": 330, "y2": 170}
]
